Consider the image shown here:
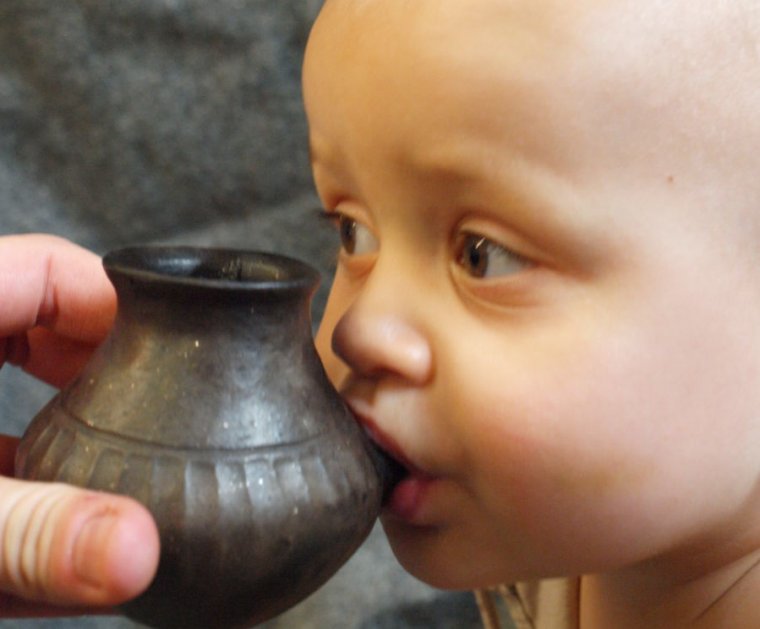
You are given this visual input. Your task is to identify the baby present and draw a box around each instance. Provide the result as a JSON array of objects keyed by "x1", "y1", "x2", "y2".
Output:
[{"x1": 302, "y1": 1, "x2": 760, "y2": 627}]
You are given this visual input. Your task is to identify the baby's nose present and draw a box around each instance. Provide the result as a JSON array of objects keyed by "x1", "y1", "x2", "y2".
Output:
[{"x1": 331, "y1": 304, "x2": 432, "y2": 385}]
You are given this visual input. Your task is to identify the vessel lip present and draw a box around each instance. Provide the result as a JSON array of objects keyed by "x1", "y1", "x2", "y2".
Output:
[{"x1": 102, "y1": 245, "x2": 320, "y2": 293}]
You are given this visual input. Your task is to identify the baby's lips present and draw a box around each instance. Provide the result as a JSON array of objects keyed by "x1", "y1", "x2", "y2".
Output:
[
  {"x1": 386, "y1": 474, "x2": 436, "y2": 522},
  {"x1": 349, "y1": 411, "x2": 411, "y2": 503},
  {"x1": 366, "y1": 440, "x2": 408, "y2": 504}
]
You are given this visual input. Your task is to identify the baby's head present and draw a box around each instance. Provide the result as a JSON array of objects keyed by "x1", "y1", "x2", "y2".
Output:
[{"x1": 303, "y1": 0, "x2": 760, "y2": 591}]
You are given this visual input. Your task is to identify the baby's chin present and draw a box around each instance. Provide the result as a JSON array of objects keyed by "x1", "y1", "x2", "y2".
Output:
[
  {"x1": 380, "y1": 521, "x2": 516, "y2": 590},
  {"x1": 377, "y1": 501, "x2": 509, "y2": 590}
]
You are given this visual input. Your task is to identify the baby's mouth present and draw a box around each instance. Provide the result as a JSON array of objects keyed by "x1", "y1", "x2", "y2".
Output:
[
  {"x1": 352, "y1": 413, "x2": 442, "y2": 522},
  {"x1": 352, "y1": 414, "x2": 413, "y2": 504}
]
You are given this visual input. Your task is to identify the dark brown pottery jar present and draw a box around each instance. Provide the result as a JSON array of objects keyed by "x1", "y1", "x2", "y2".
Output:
[{"x1": 15, "y1": 246, "x2": 401, "y2": 629}]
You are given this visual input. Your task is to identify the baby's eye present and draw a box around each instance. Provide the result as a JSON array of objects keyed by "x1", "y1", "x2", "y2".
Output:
[
  {"x1": 455, "y1": 233, "x2": 529, "y2": 278},
  {"x1": 325, "y1": 211, "x2": 379, "y2": 256}
]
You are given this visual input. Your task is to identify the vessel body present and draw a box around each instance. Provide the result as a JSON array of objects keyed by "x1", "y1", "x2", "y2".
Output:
[{"x1": 15, "y1": 247, "x2": 385, "y2": 628}]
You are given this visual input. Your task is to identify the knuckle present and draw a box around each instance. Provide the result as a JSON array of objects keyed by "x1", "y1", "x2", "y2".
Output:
[{"x1": 0, "y1": 481, "x2": 77, "y2": 602}]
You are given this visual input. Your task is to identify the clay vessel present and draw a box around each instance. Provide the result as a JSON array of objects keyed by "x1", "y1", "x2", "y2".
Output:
[{"x1": 15, "y1": 246, "x2": 401, "y2": 629}]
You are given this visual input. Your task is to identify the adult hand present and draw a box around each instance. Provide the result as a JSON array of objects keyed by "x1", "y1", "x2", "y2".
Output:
[{"x1": 0, "y1": 234, "x2": 159, "y2": 616}]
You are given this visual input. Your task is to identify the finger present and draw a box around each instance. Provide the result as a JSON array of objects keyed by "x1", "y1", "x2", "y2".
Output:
[
  {"x1": 0, "y1": 439, "x2": 122, "y2": 616},
  {"x1": 0, "y1": 234, "x2": 116, "y2": 344},
  {"x1": 0, "y1": 436, "x2": 18, "y2": 477},
  {"x1": 6, "y1": 328, "x2": 97, "y2": 389},
  {"x1": 0, "y1": 477, "x2": 159, "y2": 608},
  {"x1": 0, "y1": 592, "x2": 110, "y2": 618}
]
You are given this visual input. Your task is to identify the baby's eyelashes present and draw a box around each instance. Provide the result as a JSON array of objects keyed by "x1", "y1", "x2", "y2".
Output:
[
  {"x1": 321, "y1": 210, "x2": 379, "y2": 256},
  {"x1": 319, "y1": 209, "x2": 533, "y2": 285},
  {"x1": 454, "y1": 232, "x2": 532, "y2": 279}
]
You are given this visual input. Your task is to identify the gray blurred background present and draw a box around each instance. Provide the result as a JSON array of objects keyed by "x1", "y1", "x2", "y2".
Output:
[{"x1": 0, "y1": 1, "x2": 486, "y2": 627}]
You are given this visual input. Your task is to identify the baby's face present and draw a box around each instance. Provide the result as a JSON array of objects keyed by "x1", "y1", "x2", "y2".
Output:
[{"x1": 304, "y1": 0, "x2": 760, "y2": 587}]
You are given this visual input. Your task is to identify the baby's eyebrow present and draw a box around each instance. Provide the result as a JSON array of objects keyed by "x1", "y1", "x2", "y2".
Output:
[
  {"x1": 405, "y1": 155, "x2": 485, "y2": 187},
  {"x1": 307, "y1": 131, "x2": 339, "y2": 168},
  {"x1": 307, "y1": 139, "x2": 321, "y2": 165}
]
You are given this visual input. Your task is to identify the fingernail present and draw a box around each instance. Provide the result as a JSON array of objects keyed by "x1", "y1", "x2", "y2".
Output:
[{"x1": 73, "y1": 510, "x2": 118, "y2": 588}]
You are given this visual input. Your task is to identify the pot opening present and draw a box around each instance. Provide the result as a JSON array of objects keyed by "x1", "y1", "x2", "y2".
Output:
[
  {"x1": 103, "y1": 246, "x2": 319, "y2": 292},
  {"x1": 164, "y1": 256, "x2": 287, "y2": 283}
]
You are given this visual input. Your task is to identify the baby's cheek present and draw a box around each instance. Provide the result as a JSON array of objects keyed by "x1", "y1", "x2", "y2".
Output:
[
  {"x1": 315, "y1": 332, "x2": 346, "y2": 388},
  {"x1": 464, "y1": 375, "x2": 636, "y2": 511},
  {"x1": 314, "y1": 284, "x2": 349, "y2": 385},
  {"x1": 464, "y1": 401, "x2": 551, "y2": 520},
  {"x1": 314, "y1": 323, "x2": 333, "y2": 365}
]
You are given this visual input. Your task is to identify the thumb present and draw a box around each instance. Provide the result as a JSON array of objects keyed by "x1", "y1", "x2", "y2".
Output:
[{"x1": 0, "y1": 477, "x2": 159, "y2": 607}]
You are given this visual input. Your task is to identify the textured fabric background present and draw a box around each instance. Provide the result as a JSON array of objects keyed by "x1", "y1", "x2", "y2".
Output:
[{"x1": 0, "y1": 1, "x2": 487, "y2": 627}]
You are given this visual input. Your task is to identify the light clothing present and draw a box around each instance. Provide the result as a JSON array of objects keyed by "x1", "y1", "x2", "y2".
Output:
[{"x1": 478, "y1": 579, "x2": 580, "y2": 629}]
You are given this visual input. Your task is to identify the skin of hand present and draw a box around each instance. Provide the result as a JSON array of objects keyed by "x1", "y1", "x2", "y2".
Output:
[
  {"x1": 0, "y1": 234, "x2": 159, "y2": 615},
  {"x1": 303, "y1": 1, "x2": 760, "y2": 627}
]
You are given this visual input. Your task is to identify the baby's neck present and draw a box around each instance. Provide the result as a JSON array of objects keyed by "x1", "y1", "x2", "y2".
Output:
[{"x1": 579, "y1": 549, "x2": 760, "y2": 628}]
